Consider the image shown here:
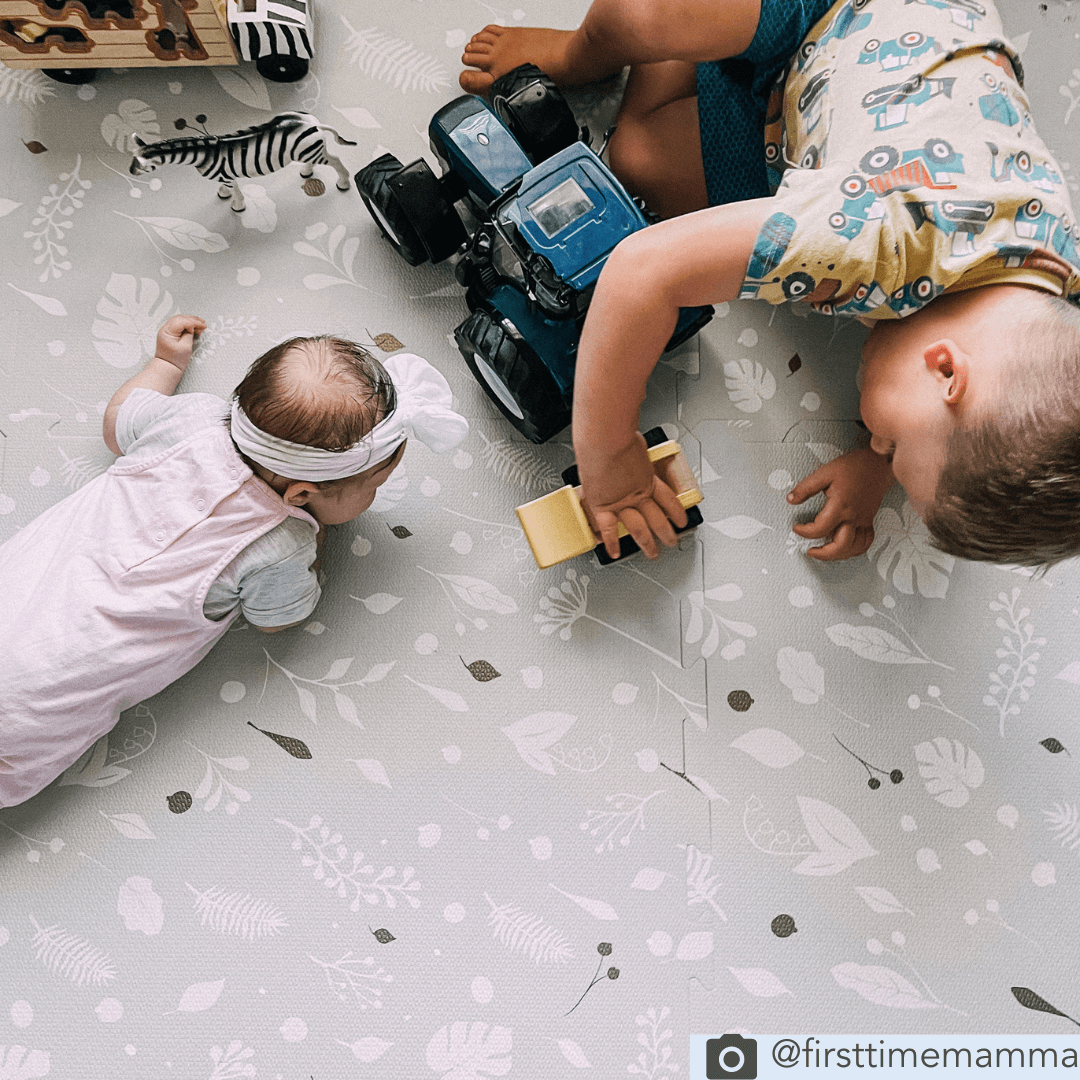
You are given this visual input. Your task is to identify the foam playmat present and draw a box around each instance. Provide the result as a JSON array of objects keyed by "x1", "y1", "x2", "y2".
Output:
[{"x1": 2, "y1": 0, "x2": 1080, "y2": 1075}]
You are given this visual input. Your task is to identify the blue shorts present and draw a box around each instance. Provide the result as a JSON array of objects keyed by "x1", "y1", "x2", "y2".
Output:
[{"x1": 697, "y1": 0, "x2": 837, "y2": 206}]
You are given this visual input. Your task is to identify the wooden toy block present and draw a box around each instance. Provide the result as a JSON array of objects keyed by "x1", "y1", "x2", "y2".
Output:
[
  {"x1": 0, "y1": 0, "x2": 236, "y2": 70},
  {"x1": 516, "y1": 438, "x2": 704, "y2": 569}
]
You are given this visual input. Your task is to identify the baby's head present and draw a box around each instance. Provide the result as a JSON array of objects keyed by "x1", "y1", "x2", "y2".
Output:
[
  {"x1": 857, "y1": 285, "x2": 1080, "y2": 568},
  {"x1": 232, "y1": 337, "x2": 466, "y2": 525}
]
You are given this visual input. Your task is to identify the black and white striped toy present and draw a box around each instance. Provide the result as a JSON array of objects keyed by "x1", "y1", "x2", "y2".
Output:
[
  {"x1": 129, "y1": 113, "x2": 355, "y2": 212},
  {"x1": 226, "y1": 0, "x2": 313, "y2": 82}
]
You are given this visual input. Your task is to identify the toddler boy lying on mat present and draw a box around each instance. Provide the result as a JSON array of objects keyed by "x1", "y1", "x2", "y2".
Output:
[
  {"x1": 0, "y1": 316, "x2": 467, "y2": 807},
  {"x1": 461, "y1": 0, "x2": 1080, "y2": 567}
]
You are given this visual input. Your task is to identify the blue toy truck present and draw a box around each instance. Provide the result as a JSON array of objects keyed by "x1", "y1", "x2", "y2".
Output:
[{"x1": 354, "y1": 65, "x2": 713, "y2": 443}]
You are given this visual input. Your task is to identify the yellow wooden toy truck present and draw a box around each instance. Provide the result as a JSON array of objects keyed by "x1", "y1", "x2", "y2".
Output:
[{"x1": 516, "y1": 428, "x2": 703, "y2": 569}]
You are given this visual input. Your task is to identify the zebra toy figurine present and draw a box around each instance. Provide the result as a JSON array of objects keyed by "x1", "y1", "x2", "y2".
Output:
[{"x1": 129, "y1": 113, "x2": 357, "y2": 212}]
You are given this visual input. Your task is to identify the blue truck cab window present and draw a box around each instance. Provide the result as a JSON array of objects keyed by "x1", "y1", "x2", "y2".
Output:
[
  {"x1": 527, "y1": 177, "x2": 594, "y2": 238},
  {"x1": 500, "y1": 144, "x2": 646, "y2": 292}
]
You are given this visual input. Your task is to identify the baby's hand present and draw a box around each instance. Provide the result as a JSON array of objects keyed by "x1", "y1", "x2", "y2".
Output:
[
  {"x1": 156, "y1": 314, "x2": 206, "y2": 370},
  {"x1": 787, "y1": 445, "x2": 896, "y2": 561}
]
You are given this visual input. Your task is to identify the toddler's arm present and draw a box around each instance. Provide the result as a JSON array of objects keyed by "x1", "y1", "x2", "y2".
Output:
[
  {"x1": 786, "y1": 445, "x2": 897, "y2": 561},
  {"x1": 102, "y1": 315, "x2": 206, "y2": 455},
  {"x1": 573, "y1": 198, "x2": 773, "y2": 558}
]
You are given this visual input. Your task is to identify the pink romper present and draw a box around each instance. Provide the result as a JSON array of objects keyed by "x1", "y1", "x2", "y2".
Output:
[{"x1": 0, "y1": 423, "x2": 317, "y2": 807}]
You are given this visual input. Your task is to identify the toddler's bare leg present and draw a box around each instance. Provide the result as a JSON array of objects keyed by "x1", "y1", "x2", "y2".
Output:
[
  {"x1": 607, "y1": 60, "x2": 708, "y2": 219},
  {"x1": 459, "y1": 0, "x2": 760, "y2": 94}
]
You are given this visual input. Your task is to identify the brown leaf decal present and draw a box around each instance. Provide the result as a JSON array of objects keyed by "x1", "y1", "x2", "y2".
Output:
[
  {"x1": 389, "y1": 525, "x2": 412, "y2": 539},
  {"x1": 22, "y1": 140, "x2": 47, "y2": 154},
  {"x1": 370, "y1": 332, "x2": 403, "y2": 353},
  {"x1": 247, "y1": 721, "x2": 312, "y2": 759},
  {"x1": 1040, "y1": 738, "x2": 1069, "y2": 755},
  {"x1": 1011, "y1": 987, "x2": 1080, "y2": 1026},
  {"x1": 369, "y1": 926, "x2": 395, "y2": 944},
  {"x1": 787, "y1": 353, "x2": 802, "y2": 376},
  {"x1": 302, "y1": 177, "x2": 325, "y2": 197},
  {"x1": 461, "y1": 657, "x2": 501, "y2": 682},
  {"x1": 167, "y1": 790, "x2": 192, "y2": 814}
]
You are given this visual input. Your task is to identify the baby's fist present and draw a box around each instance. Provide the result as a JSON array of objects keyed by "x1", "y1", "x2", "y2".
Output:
[{"x1": 156, "y1": 314, "x2": 206, "y2": 369}]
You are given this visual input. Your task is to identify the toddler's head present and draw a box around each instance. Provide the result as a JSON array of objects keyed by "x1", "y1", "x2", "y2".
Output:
[
  {"x1": 857, "y1": 285, "x2": 1080, "y2": 568},
  {"x1": 231, "y1": 336, "x2": 467, "y2": 524}
]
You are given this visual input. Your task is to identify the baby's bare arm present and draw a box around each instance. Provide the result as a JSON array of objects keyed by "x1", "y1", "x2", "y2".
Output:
[{"x1": 102, "y1": 315, "x2": 206, "y2": 455}]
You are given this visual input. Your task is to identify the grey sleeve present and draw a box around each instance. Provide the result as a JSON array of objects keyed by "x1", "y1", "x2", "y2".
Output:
[
  {"x1": 238, "y1": 539, "x2": 322, "y2": 628},
  {"x1": 114, "y1": 388, "x2": 173, "y2": 454}
]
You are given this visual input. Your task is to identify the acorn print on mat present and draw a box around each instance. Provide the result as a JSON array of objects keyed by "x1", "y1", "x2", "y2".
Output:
[
  {"x1": 727, "y1": 690, "x2": 754, "y2": 712},
  {"x1": 771, "y1": 914, "x2": 797, "y2": 938}
]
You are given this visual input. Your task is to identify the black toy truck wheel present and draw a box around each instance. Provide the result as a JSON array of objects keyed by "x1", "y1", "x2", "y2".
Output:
[
  {"x1": 490, "y1": 64, "x2": 579, "y2": 165},
  {"x1": 355, "y1": 153, "x2": 465, "y2": 266},
  {"x1": 454, "y1": 306, "x2": 570, "y2": 443},
  {"x1": 256, "y1": 53, "x2": 309, "y2": 82}
]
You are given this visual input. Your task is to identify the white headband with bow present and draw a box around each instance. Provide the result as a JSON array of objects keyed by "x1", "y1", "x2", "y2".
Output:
[{"x1": 229, "y1": 352, "x2": 468, "y2": 481}]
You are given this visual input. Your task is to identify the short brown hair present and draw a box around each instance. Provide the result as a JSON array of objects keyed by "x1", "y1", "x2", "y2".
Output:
[
  {"x1": 233, "y1": 336, "x2": 396, "y2": 455},
  {"x1": 926, "y1": 293, "x2": 1080, "y2": 568}
]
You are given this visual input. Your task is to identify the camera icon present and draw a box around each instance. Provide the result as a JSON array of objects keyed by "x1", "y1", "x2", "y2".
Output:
[{"x1": 706, "y1": 1034, "x2": 758, "y2": 1079}]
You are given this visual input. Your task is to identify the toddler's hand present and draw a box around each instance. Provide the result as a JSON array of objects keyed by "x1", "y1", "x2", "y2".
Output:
[
  {"x1": 577, "y1": 434, "x2": 688, "y2": 560},
  {"x1": 787, "y1": 445, "x2": 896, "y2": 561},
  {"x1": 156, "y1": 314, "x2": 206, "y2": 370}
]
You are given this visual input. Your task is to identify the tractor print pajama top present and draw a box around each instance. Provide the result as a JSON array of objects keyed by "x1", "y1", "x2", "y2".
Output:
[{"x1": 734, "y1": 0, "x2": 1080, "y2": 317}]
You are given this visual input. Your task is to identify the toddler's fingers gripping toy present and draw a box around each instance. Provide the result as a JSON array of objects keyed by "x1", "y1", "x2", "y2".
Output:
[
  {"x1": 354, "y1": 65, "x2": 714, "y2": 444},
  {"x1": 516, "y1": 427, "x2": 704, "y2": 568}
]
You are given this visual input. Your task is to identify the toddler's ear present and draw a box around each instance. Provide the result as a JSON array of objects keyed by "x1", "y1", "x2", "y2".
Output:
[{"x1": 923, "y1": 339, "x2": 968, "y2": 404}]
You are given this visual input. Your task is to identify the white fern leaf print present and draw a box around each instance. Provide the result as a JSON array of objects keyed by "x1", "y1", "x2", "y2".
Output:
[
  {"x1": 684, "y1": 844, "x2": 727, "y2": 919},
  {"x1": 340, "y1": 19, "x2": 452, "y2": 93},
  {"x1": 29, "y1": 915, "x2": 117, "y2": 986},
  {"x1": 186, "y1": 884, "x2": 289, "y2": 939},
  {"x1": 484, "y1": 893, "x2": 575, "y2": 964},
  {"x1": 476, "y1": 431, "x2": 562, "y2": 492},
  {"x1": 0, "y1": 67, "x2": 56, "y2": 105},
  {"x1": 58, "y1": 447, "x2": 104, "y2": 490}
]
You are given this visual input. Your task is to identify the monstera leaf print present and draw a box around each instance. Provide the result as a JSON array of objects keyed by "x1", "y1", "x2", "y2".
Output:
[{"x1": 92, "y1": 274, "x2": 173, "y2": 368}]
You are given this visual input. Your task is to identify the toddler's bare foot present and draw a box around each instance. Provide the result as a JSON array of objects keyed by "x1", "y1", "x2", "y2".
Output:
[{"x1": 459, "y1": 25, "x2": 616, "y2": 93}]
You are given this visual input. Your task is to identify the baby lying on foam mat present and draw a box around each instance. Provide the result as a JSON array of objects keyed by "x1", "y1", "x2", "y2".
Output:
[{"x1": 0, "y1": 316, "x2": 467, "y2": 807}]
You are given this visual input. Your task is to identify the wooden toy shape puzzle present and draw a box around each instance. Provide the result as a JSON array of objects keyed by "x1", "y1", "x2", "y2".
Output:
[{"x1": 0, "y1": 0, "x2": 235, "y2": 75}]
